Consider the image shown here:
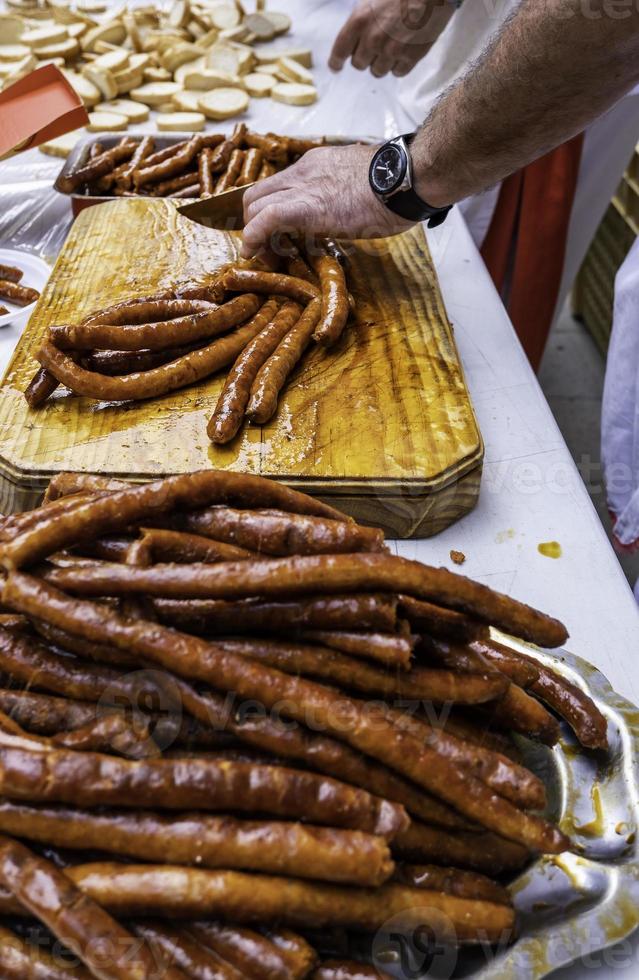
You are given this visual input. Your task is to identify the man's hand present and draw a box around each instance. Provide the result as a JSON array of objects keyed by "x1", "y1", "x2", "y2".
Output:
[
  {"x1": 329, "y1": 0, "x2": 453, "y2": 78},
  {"x1": 241, "y1": 144, "x2": 414, "y2": 258}
]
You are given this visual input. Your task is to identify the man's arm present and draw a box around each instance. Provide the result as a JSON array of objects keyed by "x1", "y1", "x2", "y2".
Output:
[
  {"x1": 242, "y1": 0, "x2": 639, "y2": 255},
  {"x1": 412, "y1": 0, "x2": 639, "y2": 206}
]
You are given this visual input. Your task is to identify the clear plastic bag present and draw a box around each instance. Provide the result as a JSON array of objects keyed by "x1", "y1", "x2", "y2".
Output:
[{"x1": 0, "y1": 145, "x2": 75, "y2": 263}]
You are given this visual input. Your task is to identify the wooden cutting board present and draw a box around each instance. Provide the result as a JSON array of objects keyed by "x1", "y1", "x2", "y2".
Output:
[{"x1": 0, "y1": 199, "x2": 483, "y2": 537}]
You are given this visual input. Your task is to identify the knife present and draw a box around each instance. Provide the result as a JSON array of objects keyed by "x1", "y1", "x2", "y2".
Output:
[{"x1": 177, "y1": 183, "x2": 255, "y2": 230}]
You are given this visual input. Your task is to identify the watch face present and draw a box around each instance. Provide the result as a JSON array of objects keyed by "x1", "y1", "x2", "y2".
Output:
[{"x1": 371, "y1": 144, "x2": 406, "y2": 195}]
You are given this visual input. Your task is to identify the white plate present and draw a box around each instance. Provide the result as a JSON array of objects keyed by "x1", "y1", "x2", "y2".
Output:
[{"x1": 0, "y1": 248, "x2": 51, "y2": 332}]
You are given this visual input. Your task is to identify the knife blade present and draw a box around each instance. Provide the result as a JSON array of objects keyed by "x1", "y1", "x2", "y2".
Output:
[{"x1": 176, "y1": 183, "x2": 255, "y2": 230}]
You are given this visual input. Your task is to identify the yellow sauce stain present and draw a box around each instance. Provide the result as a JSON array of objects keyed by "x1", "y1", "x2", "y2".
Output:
[
  {"x1": 548, "y1": 854, "x2": 586, "y2": 891},
  {"x1": 575, "y1": 784, "x2": 605, "y2": 837},
  {"x1": 495, "y1": 528, "x2": 515, "y2": 543},
  {"x1": 558, "y1": 738, "x2": 581, "y2": 759},
  {"x1": 560, "y1": 812, "x2": 577, "y2": 836},
  {"x1": 517, "y1": 934, "x2": 556, "y2": 978},
  {"x1": 538, "y1": 541, "x2": 562, "y2": 559},
  {"x1": 597, "y1": 892, "x2": 639, "y2": 942}
]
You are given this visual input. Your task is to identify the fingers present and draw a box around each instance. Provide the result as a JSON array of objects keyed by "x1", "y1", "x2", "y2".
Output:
[
  {"x1": 329, "y1": 14, "x2": 359, "y2": 71},
  {"x1": 242, "y1": 196, "x2": 303, "y2": 258},
  {"x1": 336, "y1": 30, "x2": 410, "y2": 76},
  {"x1": 246, "y1": 244, "x2": 281, "y2": 271},
  {"x1": 243, "y1": 171, "x2": 294, "y2": 217},
  {"x1": 392, "y1": 58, "x2": 415, "y2": 76},
  {"x1": 244, "y1": 188, "x2": 290, "y2": 226},
  {"x1": 244, "y1": 147, "x2": 332, "y2": 224},
  {"x1": 392, "y1": 42, "x2": 434, "y2": 76},
  {"x1": 350, "y1": 35, "x2": 377, "y2": 71},
  {"x1": 371, "y1": 53, "x2": 395, "y2": 78}
]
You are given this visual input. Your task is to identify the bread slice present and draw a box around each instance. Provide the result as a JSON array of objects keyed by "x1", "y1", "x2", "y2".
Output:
[
  {"x1": 198, "y1": 85, "x2": 248, "y2": 119},
  {"x1": 271, "y1": 81, "x2": 317, "y2": 106}
]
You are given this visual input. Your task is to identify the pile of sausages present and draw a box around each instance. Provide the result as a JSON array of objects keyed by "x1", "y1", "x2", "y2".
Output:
[
  {"x1": 24, "y1": 242, "x2": 351, "y2": 445},
  {"x1": 0, "y1": 468, "x2": 608, "y2": 978},
  {"x1": 58, "y1": 125, "x2": 327, "y2": 199},
  {"x1": 0, "y1": 262, "x2": 40, "y2": 316}
]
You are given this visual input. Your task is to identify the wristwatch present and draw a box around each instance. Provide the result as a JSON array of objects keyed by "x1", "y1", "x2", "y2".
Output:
[{"x1": 369, "y1": 133, "x2": 452, "y2": 228}]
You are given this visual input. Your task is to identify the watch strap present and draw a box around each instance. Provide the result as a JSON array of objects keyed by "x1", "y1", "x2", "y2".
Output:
[
  {"x1": 382, "y1": 132, "x2": 452, "y2": 227},
  {"x1": 385, "y1": 187, "x2": 452, "y2": 227}
]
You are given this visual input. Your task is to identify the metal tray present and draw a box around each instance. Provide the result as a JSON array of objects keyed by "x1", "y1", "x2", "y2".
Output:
[
  {"x1": 53, "y1": 132, "x2": 358, "y2": 217},
  {"x1": 369, "y1": 636, "x2": 639, "y2": 978},
  {"x1": 55, "y1": 132, "x2": 202, "y2": 217}
]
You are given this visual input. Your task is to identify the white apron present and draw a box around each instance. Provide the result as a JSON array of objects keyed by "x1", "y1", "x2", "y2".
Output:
[{"x1": 602, "y1": 237, "x2": 639, "y2": 600}]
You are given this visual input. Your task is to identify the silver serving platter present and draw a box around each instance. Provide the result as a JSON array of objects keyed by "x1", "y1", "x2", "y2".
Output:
[{"x1": 372, "y1": 634, "x2": 639, "y2": 979}]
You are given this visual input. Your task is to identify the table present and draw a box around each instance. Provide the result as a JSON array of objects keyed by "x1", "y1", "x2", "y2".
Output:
[
  {"x1": 406, "y1": 210, "x2": 639, "y2": 707},
  {"x1": 416, "y1": 215, "x2": 639, "y2": 979},
  {"x1": 0, "y1": 1, "x2": 637, "y2": 974}
]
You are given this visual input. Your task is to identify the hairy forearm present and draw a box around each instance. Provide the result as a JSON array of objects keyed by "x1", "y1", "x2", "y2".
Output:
[{"x1": 412, "y1": 0, "x2": 639, "y2": 205}]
